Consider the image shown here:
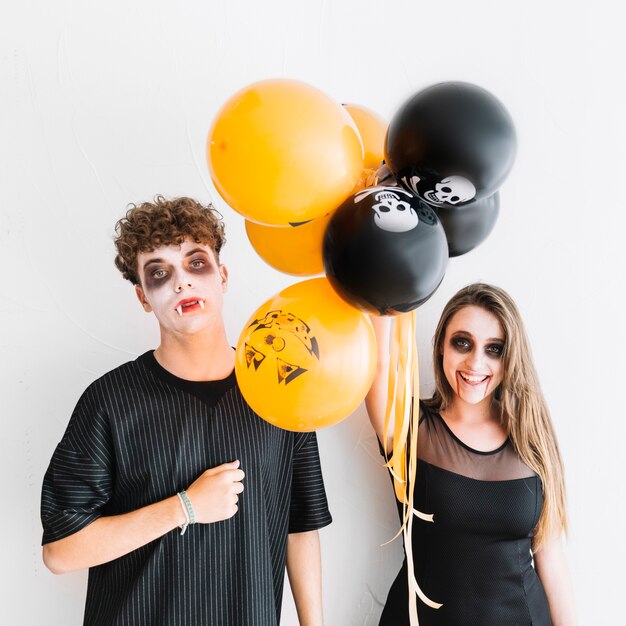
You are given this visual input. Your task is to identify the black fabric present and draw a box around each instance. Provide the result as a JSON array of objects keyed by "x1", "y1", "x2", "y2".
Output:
[
  {"x1": 41, "y1": 351, "x2": 332, "y2": 626},
  {"x1": 378, "y1": 403, "x2": 551, "y2": 626},
  {"x1": 142, "y1": 351, "x2": 237, "y2": 407}
]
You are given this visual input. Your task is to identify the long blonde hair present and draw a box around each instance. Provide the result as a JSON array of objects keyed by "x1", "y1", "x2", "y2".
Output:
[{"x1": 423, "y1": 283, "x2": 567, "y2": 549}]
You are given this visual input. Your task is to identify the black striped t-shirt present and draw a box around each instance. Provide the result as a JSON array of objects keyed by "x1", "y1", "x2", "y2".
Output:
[{"x1": 41, "y1": 351, "x2": 332, "y2": 626}]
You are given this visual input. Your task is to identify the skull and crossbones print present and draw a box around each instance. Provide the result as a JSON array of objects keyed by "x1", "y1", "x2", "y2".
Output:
[
  {"x1": 401, "y1": 173, "x2": 477, "y2": 205},
  {"x1": 425, "y1": 175, "x2": 476, "y2": 205},
  {"x1": 354, "y1": 186, "x2": 419, "y2": 232}
]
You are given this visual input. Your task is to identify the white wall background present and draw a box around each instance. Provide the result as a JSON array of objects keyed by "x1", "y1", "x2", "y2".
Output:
[{"x1": 2, "y1": 0, "x2": 624, "y2": 624}]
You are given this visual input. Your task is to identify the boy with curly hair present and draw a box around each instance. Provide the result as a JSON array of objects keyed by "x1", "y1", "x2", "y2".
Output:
[{"x1": 41, "y1": 196, "x2": 332, "y2": 626}]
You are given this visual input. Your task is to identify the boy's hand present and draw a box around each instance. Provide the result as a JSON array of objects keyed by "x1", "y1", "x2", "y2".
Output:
[{"x1": 186, "y1": 460, "x2": 245, "y2": 524}]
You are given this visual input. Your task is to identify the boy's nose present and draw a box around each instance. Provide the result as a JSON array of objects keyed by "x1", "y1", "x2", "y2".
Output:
[{"x1": 175, "y1": 281, "x2": 193, "y2": 293}]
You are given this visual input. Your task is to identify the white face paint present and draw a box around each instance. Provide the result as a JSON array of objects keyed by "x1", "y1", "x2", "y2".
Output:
[{"x1": 425, "y1": 176, "x2": 476, "y2": 205}]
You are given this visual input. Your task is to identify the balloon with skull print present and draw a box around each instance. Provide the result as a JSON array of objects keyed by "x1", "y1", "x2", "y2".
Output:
[
  {"x1": 235, "y1": 277, "x2": 376, "y2": 431},
  {"x1": 435, "y1": 191, "x2": 501, "y2": 257},
  {"x1": 385, "y1": 81, "x2": 516, "y2": 206},
  {"x1": 323, "y1": 185, "x2": 449, "y2": 315}
]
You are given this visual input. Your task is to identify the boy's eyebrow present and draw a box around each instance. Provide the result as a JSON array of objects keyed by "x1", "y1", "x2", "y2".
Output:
[
  {"x1": 142, "y1": 248, "x2": 210, "y2": 270},
  {"x1": 184, "y1": 247, "x2": 209, "y2": 257},
  {"x1": 142, "y1": 257, "x2": 166, "y2": 270}
]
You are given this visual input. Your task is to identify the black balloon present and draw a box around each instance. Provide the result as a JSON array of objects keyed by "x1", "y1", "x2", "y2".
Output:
[
  {"x1": 323, "y1": 185, "x2": 449, "y2": 315},
  {"x1": 434, "y1": 191, "x2": 500, "y2": 257},
  {"x1": 385, "y1": 82, "x2": 516, "y2": 206}
]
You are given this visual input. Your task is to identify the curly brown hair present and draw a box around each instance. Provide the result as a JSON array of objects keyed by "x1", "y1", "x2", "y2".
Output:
[{"x1": 114, "y1": 196, "x2": 226, "y2": 285}]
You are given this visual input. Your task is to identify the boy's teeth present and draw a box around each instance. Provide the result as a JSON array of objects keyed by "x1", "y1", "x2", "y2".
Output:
[
  {"x1": 176, "y1": 306, "x2": 183, "y2": 316},
  {"x1": 199, "y1": 300, "x2": 205, "y2": 310}
]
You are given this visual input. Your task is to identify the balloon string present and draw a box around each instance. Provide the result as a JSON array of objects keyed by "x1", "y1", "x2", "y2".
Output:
[
  {"x1": 352, "y1": 167, "x2": 379, "y2": 193},
  {"x1": 382, "y1": 311, "x2": 442, "y2": 624},
  {"x1": 357, "y1": 155, "x2": 442, "y2": 619}
]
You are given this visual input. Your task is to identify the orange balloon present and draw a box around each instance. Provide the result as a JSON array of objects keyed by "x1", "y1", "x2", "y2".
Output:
[
  {"x1": 235, "y1": 277, "x2": 376, "y2": 431},
  {"x1": 245, "y1": 213, "x2": 332, "y2": 276},
  {"x1": 343, "y1": 104, "x2": 387, "y2": 170},
  {"x1": 208, "y1": 79, "x2": 364, "y2": 225}
]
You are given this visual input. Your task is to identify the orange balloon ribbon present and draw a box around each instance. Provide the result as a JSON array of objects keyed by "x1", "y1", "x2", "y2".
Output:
[{"x1": 382, "y1": 311, "x2": 443, "y2": 624}]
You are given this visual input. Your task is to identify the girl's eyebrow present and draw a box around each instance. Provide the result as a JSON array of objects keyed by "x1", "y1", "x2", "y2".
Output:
[{"x1": 450, "y1": 330, "x2": 504, "y2": 342}]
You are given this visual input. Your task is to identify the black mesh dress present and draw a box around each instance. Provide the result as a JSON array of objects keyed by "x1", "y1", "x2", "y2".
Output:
[{"x1": 379, "y1": 403, "x2": 552, "y2": 626}]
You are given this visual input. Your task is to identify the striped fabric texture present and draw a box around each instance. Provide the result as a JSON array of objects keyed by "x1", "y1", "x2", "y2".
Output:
[{"x1": 41, "y1": 352, "x2": 332, "y2": 626}]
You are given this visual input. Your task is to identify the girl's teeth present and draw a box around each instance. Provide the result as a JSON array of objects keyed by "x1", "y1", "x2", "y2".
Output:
[
  {"x1": 461, "y1": 373, "x2": 486, "y2": 382},
  {"x1": 176, "y1": 306, "x2": 183, "y2": 316},
  {"x1": 199, "y1": 300, "x2": 205, "y2": 310}
]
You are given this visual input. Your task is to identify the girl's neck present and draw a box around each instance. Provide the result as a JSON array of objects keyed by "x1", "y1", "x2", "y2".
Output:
[{"x1": 442, "y1": 396, "x2": 498, "y2": 425}]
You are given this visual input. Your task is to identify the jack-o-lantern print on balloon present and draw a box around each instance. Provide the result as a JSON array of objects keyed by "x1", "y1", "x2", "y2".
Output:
[
  {"x1": 236, "y1": 277, "x2": 376, "y2": 431},
  {"x1": 243, "y1": 309, "x2": 320, "y2": 386}
]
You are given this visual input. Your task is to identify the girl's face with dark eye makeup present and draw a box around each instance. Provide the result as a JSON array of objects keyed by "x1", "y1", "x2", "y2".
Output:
[{"x1": 441, "y1": 305, "x2": 505, "y2": 407}]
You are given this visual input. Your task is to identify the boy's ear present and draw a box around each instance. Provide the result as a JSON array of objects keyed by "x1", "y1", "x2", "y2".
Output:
[
  {"x1": 219, "y1": 264, "x2": 229, "y2": 292},
  {"x1": 135, "y1": 285, "x2": 153, "y2": 312}
]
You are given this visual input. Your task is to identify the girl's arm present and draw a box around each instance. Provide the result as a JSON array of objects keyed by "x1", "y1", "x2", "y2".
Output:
[
  {"x1": 534, "y1": 532, "x2": 578, "y2": 625},
  {"x1": 364, "y1": 316, "x2": 393, "y2": 450}
]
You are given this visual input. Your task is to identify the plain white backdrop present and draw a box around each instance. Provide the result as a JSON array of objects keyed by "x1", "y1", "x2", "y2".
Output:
[{"x1": 1, "y1": 0, "x2": 624, "y2": 624}]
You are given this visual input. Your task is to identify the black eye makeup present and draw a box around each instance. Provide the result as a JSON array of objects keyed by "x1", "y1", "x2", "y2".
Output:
[
  {"x1": 143, "y1": 265, "x2": 171, "y2": 289},
  {"x1": 486, "y1": 343, "x2": 505, "y2": 358},
  {"x1": 450, "y1": 335, "x2": 472, "y2": 352},
  {"x1": 449, "y1": 333, "x2": 504, "y2": 358},
  {"x1": 140, "y1": 248, "x2": 215, "y2": 289},
  {"x1": 188, "y1": 256, "x2": 211, "y2": 273}
]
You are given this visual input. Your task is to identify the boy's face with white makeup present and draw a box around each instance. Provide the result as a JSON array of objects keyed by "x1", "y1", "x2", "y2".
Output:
[{"x1": 134, "y1": 239, "x2": 228, "y2": 337}]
